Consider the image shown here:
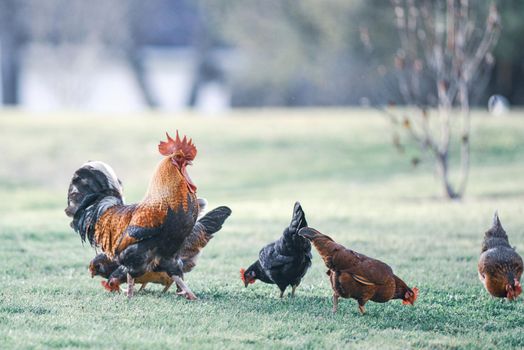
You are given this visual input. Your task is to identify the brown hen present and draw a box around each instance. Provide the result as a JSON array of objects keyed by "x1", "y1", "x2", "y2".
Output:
[
  {"x1": 299, "y1": 227, "x2": 418, "y2": 314},
  {"x1": 478, "y1": 212, "x2": 523, "y2": 300}
]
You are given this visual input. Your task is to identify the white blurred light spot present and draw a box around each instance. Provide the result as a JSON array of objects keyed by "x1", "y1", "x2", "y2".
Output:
[{"x1": 488, "y1": 95, "x2": 510, "y2": 116}]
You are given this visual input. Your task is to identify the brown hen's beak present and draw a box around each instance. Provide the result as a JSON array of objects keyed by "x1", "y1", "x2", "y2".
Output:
[{"x1": 298, "y1": 227, "x2": 318, "y2": 240}]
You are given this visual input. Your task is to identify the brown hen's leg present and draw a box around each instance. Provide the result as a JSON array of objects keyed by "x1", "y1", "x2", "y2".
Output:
[
  {"x1": 358, "y1": 300, "x2": 366, "y2": 315},
  {"x1": 138, "y1": 283, "x2": 148, "y2": 292},
  {"x1": 172, "y1": 276, "x2": 196, "y2": 300},
  {"x1": 332, "y1": 294, "x2": 339, "y2": 313},
  {"x1": 127, "y1": 273, "x2": 135, "y2": 299}
]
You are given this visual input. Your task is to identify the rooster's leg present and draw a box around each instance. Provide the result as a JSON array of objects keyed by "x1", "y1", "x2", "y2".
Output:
[
  {"x1": 127, "y1": 273, "x2": 135, "y2": 299},
  {"x1": 172, "y1": 276, "x2": 197, "y2": 300},
  {"x1": 332, "y1": 294, "x2": 339, "y2": 313},
  {"x1": 279, "y1": 290, "x2": 284, "y2": 298}
]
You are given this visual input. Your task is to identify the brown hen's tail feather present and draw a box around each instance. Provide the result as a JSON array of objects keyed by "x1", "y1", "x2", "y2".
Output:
[
  {"x1": 65, "y1": 161, "x2": 124, "y2": 245},
  {"x1": 179, "y1": 206, "x2": 232, "y2": 273},
  {"x1": 298, "y1": 227, "x2": 341, "y2": 268}
]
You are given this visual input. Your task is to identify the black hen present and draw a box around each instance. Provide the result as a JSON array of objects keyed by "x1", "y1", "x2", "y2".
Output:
[{"x1": 241, "y1": 202, "x2": 311, "y2": 297}]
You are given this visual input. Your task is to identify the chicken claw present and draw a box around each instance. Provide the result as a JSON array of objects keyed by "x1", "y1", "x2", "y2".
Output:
[
  {"x1": 172, "y1": 276, "x2": 197, "y2": 300},
  {"x1": 332, "y1": 294, "x2": 339, "y2": 313},
  {"x1": 126, "y1": 273, "x2": 135, "y2": 299}
]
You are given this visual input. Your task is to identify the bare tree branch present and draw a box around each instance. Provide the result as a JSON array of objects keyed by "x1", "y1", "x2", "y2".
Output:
[{"x1": 382, "y1": 0, "x2": 500, "y2": 199}]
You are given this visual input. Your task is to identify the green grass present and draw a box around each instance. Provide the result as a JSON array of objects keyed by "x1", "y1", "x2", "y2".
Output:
[{"x1": 1, "y1": 109, "x2": 524, "y2": 349}]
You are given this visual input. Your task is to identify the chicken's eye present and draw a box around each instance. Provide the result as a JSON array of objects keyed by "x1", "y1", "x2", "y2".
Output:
[{"x1": 249, "y1": 271, "x2": 256, "y2": 277}]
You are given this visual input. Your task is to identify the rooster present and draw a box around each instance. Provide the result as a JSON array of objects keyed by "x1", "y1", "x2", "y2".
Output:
[
  {"x1": 66, "y1": 132, "x2": 202, "y2": 299},
  {"x1": 89, "y1": 206, "x2": 232, "y2": 293},
  {"x1": 240, "y1": 202, "x2": 311, "y2": 298},
  {"x1": 478, "y1": 212, "x2": 523, "y2": 300},
  {"x1": 299, "y1": 227, "x2": 418, "y2": 314}
]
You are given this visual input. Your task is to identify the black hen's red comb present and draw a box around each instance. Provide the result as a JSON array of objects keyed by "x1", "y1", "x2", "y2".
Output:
[{"x1": 240, "y1": 268, "x2": 246, "y2": 283}]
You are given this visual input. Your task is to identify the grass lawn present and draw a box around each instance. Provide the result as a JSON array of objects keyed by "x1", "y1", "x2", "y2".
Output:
[{"x1": 1, "y1": 109, "x2": 524, "y2": 349}]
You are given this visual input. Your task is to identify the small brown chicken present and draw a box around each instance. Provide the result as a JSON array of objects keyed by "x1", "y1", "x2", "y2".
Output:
[
  {"x1": 478, "y1": 212, "x2": 523, "y2": 300},
  {"x1": 298, "y1": 227, "x2": 418, "y2": 314},
  {"x1": 88, "y1": 253, "x2": 174, "y2": 293}
]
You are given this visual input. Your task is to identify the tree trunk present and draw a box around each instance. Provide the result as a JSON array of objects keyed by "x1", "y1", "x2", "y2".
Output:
[
  {"x1": 456, "y1": 81, "x2": 471, "y2": 197},
  {"x1": 436, "y1": 152, "x2": 459, "y2": 199},
  {"x1": 187, "y1": 72, "x2": 203, "y2": 108},
  {"x1": 186, "y1": 4, "x2": 213, "y2": 108},
  {"x1": 0, "y1": 0, "x2": 21, "y2": 106},
  {"x1": 126, "y1": 48, "x2": 158, "y2": 108},
  {"x1": 1, "y1": 37, "x2": 20, "y2": 105}
]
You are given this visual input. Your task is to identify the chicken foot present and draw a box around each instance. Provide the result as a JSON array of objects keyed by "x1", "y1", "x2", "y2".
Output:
[
  {"x1": 127, "y1": 273, "x2": 135, "y2": 299},
  {"x1": 138, "y1": 283, "x2": 148, "y2": 292},
  {"x1": 332, "y1": 294, "x2": 339, "y2": 313},
  {"x1": 357, "y1": 300, "x2": 366, "y2": 315},
  {"x1": 172, "y1": 276, "x2": 197, "y2": 300},
  {"x1": 162, "y1": 280, "x2": 174, "y2": 293},
  {"x1": 291, "y1": 284, "x2": 299, "y2": 297}
]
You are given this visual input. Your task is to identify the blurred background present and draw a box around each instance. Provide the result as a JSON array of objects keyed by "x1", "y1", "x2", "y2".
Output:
[
  {"x1": 2, "y1": 2, "x2": 524, "y2": 347},
  {"x1": 0, "y1": 0, "x2": 523, "y2": 113}
]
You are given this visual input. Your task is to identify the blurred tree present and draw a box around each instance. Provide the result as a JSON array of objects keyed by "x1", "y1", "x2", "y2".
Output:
[
  {"x1": 26, "y1": 0, "x2": 156, "y2": 108},
  {"x1": 382, "y1": 0, "x2": 500, "y2": 199},
  {"x1": 186, "y1": 2, "x2": 224, "y2": 107},
  {"x1": 201, "y1": 0, "x2": 398, "y2": 107},
  {"x1": 488, "y1": 0, "x2": 524, "y2": 104},
  {"x1": 0, "y1": 0, "x2": 163, "y2": 108},
  {"x1": 0, "y1": 0, "x2": 522, "y2": 110}
]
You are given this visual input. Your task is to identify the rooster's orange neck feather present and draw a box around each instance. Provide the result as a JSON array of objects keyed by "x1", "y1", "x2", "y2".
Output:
[{"x1": 144, "y1": 158, "x2": 186, "y2": 202}]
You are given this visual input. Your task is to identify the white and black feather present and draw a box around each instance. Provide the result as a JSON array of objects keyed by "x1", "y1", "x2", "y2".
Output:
[{"x1": 65, "y1": 161, "x2": 124, "y2": 245}]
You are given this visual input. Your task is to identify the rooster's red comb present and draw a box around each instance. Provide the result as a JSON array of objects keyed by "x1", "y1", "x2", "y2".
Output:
[
  {"x1": 240, "y1": 268, "x2": 246, "y2": 283},
  {"x1": 158, "y1": 131, "x2": 197, "y2": 160}
]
